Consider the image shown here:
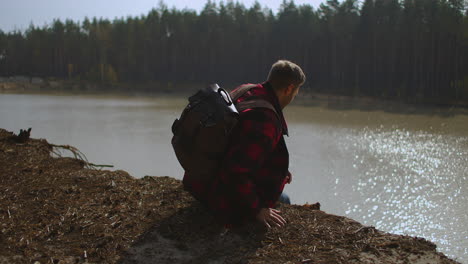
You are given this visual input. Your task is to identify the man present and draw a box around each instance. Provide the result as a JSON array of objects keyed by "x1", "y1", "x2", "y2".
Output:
[{"x1": 183, "y1": 60, "x2": 306, "y2": 228}]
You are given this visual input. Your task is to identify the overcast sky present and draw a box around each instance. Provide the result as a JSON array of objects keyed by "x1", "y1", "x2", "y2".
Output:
[{"x1": 1, "y1": 0, "x2": 325, "y2": 32}]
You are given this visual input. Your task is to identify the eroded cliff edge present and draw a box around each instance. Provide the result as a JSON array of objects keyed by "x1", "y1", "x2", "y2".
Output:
[{"x1": 0, "y1": 128, "x2": 459, "y2": 264}]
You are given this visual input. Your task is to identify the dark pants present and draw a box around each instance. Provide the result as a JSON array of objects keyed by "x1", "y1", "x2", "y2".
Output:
[{"x1": 278, "y1": 192, "x2": 291, "y2": 204}]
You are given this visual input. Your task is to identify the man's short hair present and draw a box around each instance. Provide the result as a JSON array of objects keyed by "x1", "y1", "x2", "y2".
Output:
[{"x1": 267, "y1": 60, "x2": 306, "y2": 90}]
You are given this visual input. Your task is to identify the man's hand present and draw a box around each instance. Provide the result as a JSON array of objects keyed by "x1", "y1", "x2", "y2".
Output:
[
  {"x1": 285, "y1": 171, "x2": 292, "y2": 184},
  {"x1": 256, "y1": 208, "x2": 286, "y2": 228}
]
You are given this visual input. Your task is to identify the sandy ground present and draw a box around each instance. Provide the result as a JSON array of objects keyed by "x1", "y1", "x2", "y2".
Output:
[{"x1": 0, "y1": 128, "x2": 460, "y2": 264}]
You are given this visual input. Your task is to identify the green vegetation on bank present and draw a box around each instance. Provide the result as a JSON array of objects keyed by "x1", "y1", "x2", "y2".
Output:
[{"x1": 0, "y1": 0, "x2": 467, "y2": 103}]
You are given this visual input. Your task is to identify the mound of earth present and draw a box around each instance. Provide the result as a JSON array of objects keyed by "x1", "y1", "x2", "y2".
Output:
[{"x1": 0, "y1": 128, "x2": 459, "y2": 264}]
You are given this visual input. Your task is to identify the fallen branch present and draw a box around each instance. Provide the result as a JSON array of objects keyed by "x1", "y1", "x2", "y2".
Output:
[
  {"x1": 88, "y1": 163, "x2": 114, "y2": 168},
  {"x1": 49, "y1": 144, "x2": 113, "y2": 169}
]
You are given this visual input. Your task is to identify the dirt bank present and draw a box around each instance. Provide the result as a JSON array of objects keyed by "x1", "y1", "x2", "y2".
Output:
[
  {"x1": 2, "y1": 76, "x2": 468, "y2": 109},
  {"x1": 0, "y1": 128, "x2": 460, "y2": 264}
]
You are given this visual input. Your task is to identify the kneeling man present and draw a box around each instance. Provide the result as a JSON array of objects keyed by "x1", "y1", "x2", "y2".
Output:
[{"x1": 183, "y1": 60, "x2": 306, "y2": 228}]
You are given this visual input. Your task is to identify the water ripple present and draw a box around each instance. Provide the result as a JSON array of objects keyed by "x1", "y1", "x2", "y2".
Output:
[{"x1": 341, "y1": 127, "x2": 468, "y2": 261}]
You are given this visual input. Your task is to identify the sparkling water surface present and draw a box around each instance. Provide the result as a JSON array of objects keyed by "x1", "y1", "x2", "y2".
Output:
[{"x1": 1, "y1": 92, "x2": 467, "y2": 262}]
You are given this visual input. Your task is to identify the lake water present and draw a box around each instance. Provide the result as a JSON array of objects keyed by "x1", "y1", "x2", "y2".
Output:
[{"x1": 1, "y1": 92, "x2": 467, "y2": 263}]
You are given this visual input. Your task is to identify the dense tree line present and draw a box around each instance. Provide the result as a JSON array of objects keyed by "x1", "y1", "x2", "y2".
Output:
[{"x1": 0, "y1": 0, "x2": 467, "y2": 102}]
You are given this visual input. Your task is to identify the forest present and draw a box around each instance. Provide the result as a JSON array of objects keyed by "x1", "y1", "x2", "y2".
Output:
[{"x1": 0, "y1": 0, "x2": 467, "y2": 103}]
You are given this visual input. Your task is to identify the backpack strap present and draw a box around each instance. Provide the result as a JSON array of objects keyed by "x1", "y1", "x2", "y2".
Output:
[
  {"x1": 236, "y1": 100, "x2": 277, "y2": 115},
  {"x1": 230, "y1": 84, "x2": 278, "y2": 116},
  {"x1": 230, "y1": 84, "x2": 257, "y2": 101}
]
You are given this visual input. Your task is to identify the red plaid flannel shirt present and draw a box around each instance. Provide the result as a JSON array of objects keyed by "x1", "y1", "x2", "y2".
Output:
[{"x1": 183, "y1": 82, "x2": 290, "y2": 225}]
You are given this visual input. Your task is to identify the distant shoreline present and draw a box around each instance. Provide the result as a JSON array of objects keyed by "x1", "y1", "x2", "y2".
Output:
[{"x1": 2, "y1": 76, "x2": 468, "y2": 110}]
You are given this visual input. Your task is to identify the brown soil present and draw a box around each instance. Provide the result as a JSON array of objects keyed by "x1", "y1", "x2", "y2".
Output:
[{"x1": 0, "y1": 128, "x2": 460, "y2": 264}]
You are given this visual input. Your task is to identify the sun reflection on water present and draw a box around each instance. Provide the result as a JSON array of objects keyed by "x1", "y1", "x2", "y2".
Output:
[{"x1": 340, "y1": 127, "x2": 468, "y2": 261}]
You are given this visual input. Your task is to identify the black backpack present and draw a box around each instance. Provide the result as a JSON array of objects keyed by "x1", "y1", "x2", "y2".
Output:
[{"x1": 171, "y1": 83, "x2": 277, "y2": 181}]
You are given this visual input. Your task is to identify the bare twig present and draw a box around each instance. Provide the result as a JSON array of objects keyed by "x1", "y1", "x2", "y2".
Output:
[
  {"x1": 88, "y1": 163, "x2": 114, "y2": 168},
  {"x1": 49, "y1": 144, "x2": 113, "y2": 169},
  {"x1": 354, "y1": 226, "x2": 375, "y2": 234}
]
